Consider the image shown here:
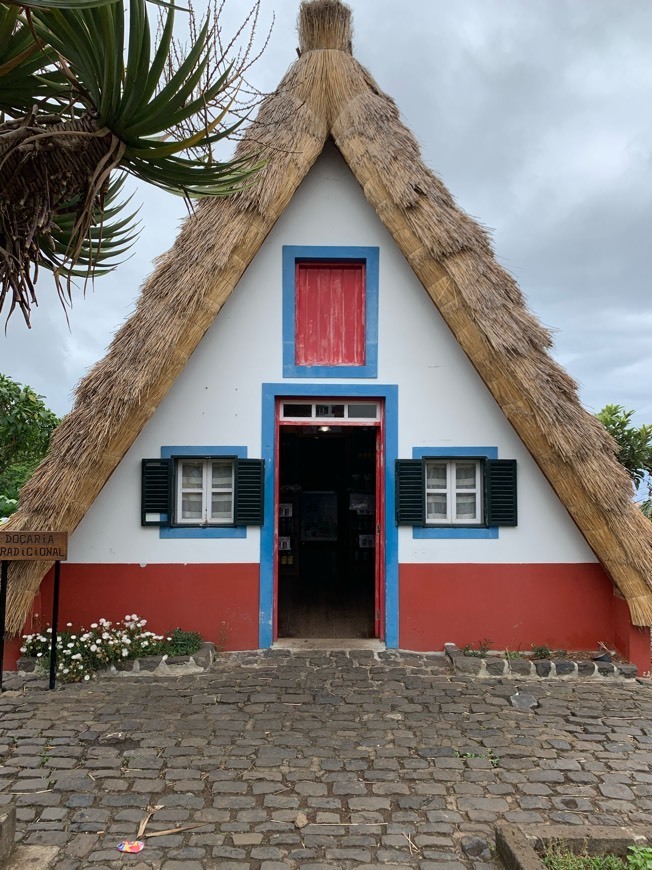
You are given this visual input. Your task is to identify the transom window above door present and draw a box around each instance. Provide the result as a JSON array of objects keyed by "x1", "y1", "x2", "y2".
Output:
[{"x1": 280, "y1": 401, "x2": 379, "y2": 422}]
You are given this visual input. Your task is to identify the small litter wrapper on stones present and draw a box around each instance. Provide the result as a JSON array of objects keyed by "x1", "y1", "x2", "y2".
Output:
[{"x1": 117, "y1": 840, "x2": 145, "y2": 853}]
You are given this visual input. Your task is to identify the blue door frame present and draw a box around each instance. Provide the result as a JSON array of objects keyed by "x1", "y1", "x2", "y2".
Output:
[{"x1": 260, "y1": 383, "x2": 399, "y2": 648}]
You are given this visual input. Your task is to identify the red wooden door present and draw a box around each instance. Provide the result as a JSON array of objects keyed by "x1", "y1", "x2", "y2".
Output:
[{"x1": 295, "y1": 262, "x2": 365, "y2": 366}]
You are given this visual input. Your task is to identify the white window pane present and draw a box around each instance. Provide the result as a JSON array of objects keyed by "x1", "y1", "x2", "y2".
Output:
[
  {"x1": 182, "y1": 462, "x2": 203, "y2": 489},
  {"x1": 455, "y1": 463, "x2": 476, "y2": 489},
  {"x1": 182, "y1": 493, "x2": 202, "y2": 519},
  {"x1": 211, "y1": 494, "x2": 233, "y2": 520},
  {"x1": 212, "y1": 461, "x2": 232, "y2": 489},
  {"x1": 282, "y1": 403, "x2": 312, "y2": 417},
  {"x1": 456, "y1": 493, "x2": 477, "y2": 519},
  {"x1": 347, "y1": 403, "x2": 377, "y2": 418},
  {"x1": 427, "y1": 494, "x2": 448, "y2": 520},
  {"x1": 316, "y1": 404, "x2": 345, "y2": 418},
  {"x1": 426, "y1": 463, "x2": 447, "y2": 488}
]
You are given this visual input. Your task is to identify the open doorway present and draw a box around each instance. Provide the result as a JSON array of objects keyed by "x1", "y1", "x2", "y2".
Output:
[{"x1": 277, "y1": 424, "x2": 377, "y2": 639}]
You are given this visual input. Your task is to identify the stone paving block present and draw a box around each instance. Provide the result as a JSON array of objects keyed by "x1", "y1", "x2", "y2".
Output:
[{"x1": 2, "y1": 648, "x2": 652, "y2": 868}]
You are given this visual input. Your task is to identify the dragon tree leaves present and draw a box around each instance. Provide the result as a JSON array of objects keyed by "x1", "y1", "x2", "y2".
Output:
[{"x1": 0, "y1": 0, "x2": 264, "y2": 326}]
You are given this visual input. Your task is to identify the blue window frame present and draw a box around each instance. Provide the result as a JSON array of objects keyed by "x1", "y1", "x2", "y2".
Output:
[
  {"x1": 282, "y1": 245, "x2": 379, "y2": 378},
  {"x1": 412, "y1": 447, "x2": 500, "y2": 539},
  {"x1": 159, "y1": 446, "x2": 248, "y2": 539}
]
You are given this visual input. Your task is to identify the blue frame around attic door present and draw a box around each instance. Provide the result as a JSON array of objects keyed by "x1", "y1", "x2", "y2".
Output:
[
  {"x1": 260, "y1": 382, "x2": 399, "y2": 649},
  {"x1": 282, "y1": 245, "x2": 379, "y2": 378}
]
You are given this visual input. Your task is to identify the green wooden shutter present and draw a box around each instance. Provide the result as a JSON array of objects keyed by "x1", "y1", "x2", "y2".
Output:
[
  {"x1": 141, "y1": 458, "x2": 172, "y2": 526},
  {"x1": 485, "y1": 459, "x2": 517, "y2": 526},
  {"x1": 235, "y1": 459, "x2": 265, "y2": 525},
  {"x1": 395, "y1": 459, "x2": 425, "y2": 525}
]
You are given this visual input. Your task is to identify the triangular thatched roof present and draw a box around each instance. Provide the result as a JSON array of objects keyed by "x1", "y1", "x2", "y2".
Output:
[{"x1": 5, "y1": 0, "x2": 652, "y2": 632}]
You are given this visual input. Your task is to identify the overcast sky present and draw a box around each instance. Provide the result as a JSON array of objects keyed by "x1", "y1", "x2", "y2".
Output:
[{"x1": 1, "y1": 0, "x2": 650, "y2": 428}]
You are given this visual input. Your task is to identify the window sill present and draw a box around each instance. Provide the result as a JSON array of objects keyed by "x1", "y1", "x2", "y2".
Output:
[
  {"x1": 413, "y1": 526, "x2": 499, "y2": 540},
  {"x1": 160, "y1": 526, "x2": 246, "y2": 539}
]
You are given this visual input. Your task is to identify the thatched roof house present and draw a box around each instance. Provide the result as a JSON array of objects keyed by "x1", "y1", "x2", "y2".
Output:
[{"x1": 4, "y1": 0, "x2": 652, "y2": 656}]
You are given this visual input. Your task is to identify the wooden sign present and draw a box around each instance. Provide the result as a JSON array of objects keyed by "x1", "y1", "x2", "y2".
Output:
[{"x1": 0, "y1": 531, "x2": 68, "y2": 561}]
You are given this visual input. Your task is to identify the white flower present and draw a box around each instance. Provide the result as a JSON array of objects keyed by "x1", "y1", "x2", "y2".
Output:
[
  {"x1": 36, "y1": 652, "x2": 42, "y2": 657},
  {"x1": 63, "y1": 668, "x2": 69, "y2": 674},
  {"x1": 84, "y1": 674, "x2": 90, "y2": 681},
  {"x1": 121, "y1": 649, "x2": 128, "y2": 657},
  {"x1": 131, "y1": 614, "x2": 138, "y2": 621},
  {"x1": 72, "y1": 653, "x2": 82, "y2": 661},
  {"x1": 66, "y1": 622, "x2": 72, "y2": 627},
  {"x1": 20, "y1": 647, "x2": 26, "y2": 653},
  {"x1": 102, "y1": 632, "x2": 110, "y2": 640},
  {"x1": 90, "y1": 623, "x2": 98, "y2": 629},
  {"x1": 46, "y1": 628, "x2": 52, "y2": 633},
  {"x1": 67, "y1": 643, "x2": 74, "y2": 649},
  {"x1": 90, "y1": 645, "x2": 97, "y2": 652}
]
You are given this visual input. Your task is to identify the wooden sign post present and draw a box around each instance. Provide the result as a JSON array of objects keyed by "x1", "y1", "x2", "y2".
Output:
[{"x1": 0, "y1": 532, "x2": 68, "y2": 692}]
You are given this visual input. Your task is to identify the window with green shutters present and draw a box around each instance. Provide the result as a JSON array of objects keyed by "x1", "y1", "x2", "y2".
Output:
[
  {"x1": 395, "y1": 457, "x2": 517, "y2": 528},
  {"x1": 142, "y1": 456, "x2": 264, "y2": 528}
]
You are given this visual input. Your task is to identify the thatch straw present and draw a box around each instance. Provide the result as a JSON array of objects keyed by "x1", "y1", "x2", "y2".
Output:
[
  {"x1": 299, "y1": 0, "x2": 352, "y2": 53},
  {"x1": 4, "y1": 0, "x2": 652, "y2": 633}
]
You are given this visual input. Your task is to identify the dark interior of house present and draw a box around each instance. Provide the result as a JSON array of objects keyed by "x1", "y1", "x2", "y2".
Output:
[{"x1": 277, "y1": 425, "x2": 376, "y2": 638}]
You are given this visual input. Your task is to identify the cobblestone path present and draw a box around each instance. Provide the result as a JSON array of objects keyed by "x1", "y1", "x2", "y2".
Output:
[{"x1": 1, "y1": 648, "x2": 652, "y2": 869}]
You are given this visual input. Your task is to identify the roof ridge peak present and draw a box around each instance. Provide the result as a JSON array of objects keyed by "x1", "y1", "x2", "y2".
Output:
[{"x1": 298, "y1": 0, "x2": 353, "y2": 54}]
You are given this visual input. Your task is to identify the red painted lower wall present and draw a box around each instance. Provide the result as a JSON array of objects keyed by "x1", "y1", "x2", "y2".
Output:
[
  {"x1": 613, "y1": 593, "x2": 651, "y2": 676},
  {"x1": 4, "y1": 561, "x2": 649, "y2": 676},
  {"x1": 399, "y1": 563, "x2": 651, "y2": 673},
  {"x1": 7, "y1": 563, "x2": 259, "y2": 670}
]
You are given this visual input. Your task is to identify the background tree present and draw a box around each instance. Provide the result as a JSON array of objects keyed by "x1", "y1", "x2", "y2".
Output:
[
  {"x1": 0, "y1": 0, "x2": 266, "y2": 326},
  {"x1": 596, "y1": 404, "x2": 652, "y2": 518},
  {"x1": 0, "y1": 373, "x2": 59, "y2": 519}
]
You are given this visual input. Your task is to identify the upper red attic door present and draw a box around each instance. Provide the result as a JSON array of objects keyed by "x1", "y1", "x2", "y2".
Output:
[{"x1": 295, "y1": 261, "x2": 366, "y2": 366}]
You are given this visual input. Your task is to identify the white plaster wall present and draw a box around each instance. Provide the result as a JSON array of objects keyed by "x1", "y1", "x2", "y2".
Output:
[{"x1": 69, "y1": 144, "x2": 596, "y2": 565}]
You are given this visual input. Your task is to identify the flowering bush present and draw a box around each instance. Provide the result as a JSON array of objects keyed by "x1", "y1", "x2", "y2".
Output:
[{"x1": 21, "y1": 615, "x2": 202, "y2": 683}]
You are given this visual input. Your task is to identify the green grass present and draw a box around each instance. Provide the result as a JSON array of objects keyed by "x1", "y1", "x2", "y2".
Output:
[
  {"x1": 543, "y1": 843, "x2": 626, "y2": 870},
  {"x1": 541, "y1": 843, "x2": 652, "y2": 870}
]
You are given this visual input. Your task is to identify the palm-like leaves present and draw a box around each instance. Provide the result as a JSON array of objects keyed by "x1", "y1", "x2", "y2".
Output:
[{"x1": 0, "y1": 0, "x2": 264, "y2": 326}]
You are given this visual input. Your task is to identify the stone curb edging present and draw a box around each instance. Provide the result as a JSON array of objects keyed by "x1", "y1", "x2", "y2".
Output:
[
  {"x1": 444, "y1": 643, "x2": 637, "y2": 679},
  {"x1": 0, "y1": 804, "x2": 15, "y2": 866},
  {"x1": 495, "y1": 823, "x2": 652, "y2": 870},
  {"x1": 17, "y1": 642, "x2": 215, "y2": 680}
]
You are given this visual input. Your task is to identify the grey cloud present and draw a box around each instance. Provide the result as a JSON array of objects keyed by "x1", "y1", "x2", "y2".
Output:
[{"x1": 1, "y1": 0, "x2": 650, "y2": 428}]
